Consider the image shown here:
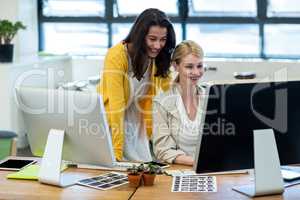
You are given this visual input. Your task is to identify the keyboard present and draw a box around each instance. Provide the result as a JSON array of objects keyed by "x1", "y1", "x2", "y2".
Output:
[
  {"x1": 281, "y1": 165, "x2": 300, "y2": 173},
  {"x1": 281, "y1": 166, "x2": 300, "y2": 181},
  {"x1": 74, "y1": 162, "x2": 139, "y2": 171}
]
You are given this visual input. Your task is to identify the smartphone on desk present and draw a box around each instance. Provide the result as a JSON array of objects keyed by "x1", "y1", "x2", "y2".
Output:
[{"x1": 0, "y1": 158, "x2": 37, "y2": 171}]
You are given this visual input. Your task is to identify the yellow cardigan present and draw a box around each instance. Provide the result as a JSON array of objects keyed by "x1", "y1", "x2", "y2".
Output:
[{"x1": 97, "y1": 42, "x2": 171, "y2": 160}]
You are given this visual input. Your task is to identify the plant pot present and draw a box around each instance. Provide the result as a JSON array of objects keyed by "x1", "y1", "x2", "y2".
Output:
[
  {"x1": 142, "y1": 173, "x2": 156, "y2": 186},
  {"x1": 0, "y1": 44, "x2": 14, "y2": 63},
  {"x1": 127, "y1": 173, "x2": 142, "y2": 188}
]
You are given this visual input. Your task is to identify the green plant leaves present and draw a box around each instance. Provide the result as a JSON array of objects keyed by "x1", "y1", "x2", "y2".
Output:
[{"x1": 0, "y1": 20, "x2": 26, "y2": 44}]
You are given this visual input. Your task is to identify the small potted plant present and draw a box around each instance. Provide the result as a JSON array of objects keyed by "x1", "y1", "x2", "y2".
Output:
[
  {"x1": 0, "y1": 19, "x2": 26, "y2": 62},
  {"x1": 127, "y1": 164, "x2": 142, "y2": 188},
  {"x1": 137, "y1": 163, "x2": 145, "y2": 173},
  {"x1": 142, "y1": 163, "x2": 160, "y2": 186}
]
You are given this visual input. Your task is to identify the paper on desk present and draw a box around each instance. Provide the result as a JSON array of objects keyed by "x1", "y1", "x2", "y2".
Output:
[
  {"x1": 171, "y1": 175, "x2": 217, "y2": 192},
  {"x1": 6, "y1": 164, "x2": 68, "y2": 180},
  {"x1": 77, "y1": 172, "x2": 129, "y2": 190}
]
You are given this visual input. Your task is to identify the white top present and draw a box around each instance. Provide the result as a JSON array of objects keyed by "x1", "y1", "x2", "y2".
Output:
[
  {"x1": 122, "y1": 50, "x2": 153, "y2": 162},
  {"x1": 176, "y1": 86, "x2": 205, "y2": 158}
]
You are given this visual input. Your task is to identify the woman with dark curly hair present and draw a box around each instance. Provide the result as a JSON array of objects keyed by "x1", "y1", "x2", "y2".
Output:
[{"x1": 97, "y1": 8, "x2": 176, "y2": 161}]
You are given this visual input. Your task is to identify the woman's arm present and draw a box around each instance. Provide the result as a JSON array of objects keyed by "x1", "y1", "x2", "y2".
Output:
[
  {"x1": 100, "y1": 47, "x2": 128, "y2": 161},
  {"x1": 152, "y1": 100, "x2": 186, "y2": 164},
  {"x1": 174, "y1": 155, "x2": 194, "y2": 166}
]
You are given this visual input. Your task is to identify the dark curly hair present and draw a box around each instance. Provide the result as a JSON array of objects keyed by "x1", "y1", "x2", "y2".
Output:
[{"x1": 124, "y1": 8, "x2": 176, "y2": 80}]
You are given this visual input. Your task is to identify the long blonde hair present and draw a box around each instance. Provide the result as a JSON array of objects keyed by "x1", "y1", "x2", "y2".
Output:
[{"x1": 171, "y1": 40, "x2": 204, "y2": 82}]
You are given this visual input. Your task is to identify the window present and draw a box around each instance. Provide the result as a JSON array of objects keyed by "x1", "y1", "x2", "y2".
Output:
[
  {"x1": 115, "y1": 0, "x2": 178, "y2": 16},
  {"x1": 43, "y1": 23, "x2": 108, "y2": 56},
  {"x1": 112, "y1": 23, "x2": 182, "y2": 46},
  {"x1": 38, "y1": 0, "x2": 300, "y2": 59},
  {"x1": 187, "y1": 24, "x2": 259, "y2": 57},
  {"x1": 111, "y1": 23, "x2": 132, "y2": 45},
  {"x1": 189, "y1": 0, "x2": 256, "y2": 16},
  {"x1": 43, "y1": 0, "x2": 105, "y2": 17},
  {"x1": 265, "y1": 25, "x2": 300, "y2": 57},
  {"x1": 267, "y1": 0, "x2": 300, "y2": 17}
]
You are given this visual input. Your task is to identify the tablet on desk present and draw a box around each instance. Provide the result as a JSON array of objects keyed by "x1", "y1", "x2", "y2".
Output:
[{"x1": 0, "y1": 158, "x2": 36, "y2": 171}]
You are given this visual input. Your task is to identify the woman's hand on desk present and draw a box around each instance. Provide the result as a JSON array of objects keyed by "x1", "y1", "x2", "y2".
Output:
[{"x1": 174, "y1": 155, "x2": 194, "y2": 166}]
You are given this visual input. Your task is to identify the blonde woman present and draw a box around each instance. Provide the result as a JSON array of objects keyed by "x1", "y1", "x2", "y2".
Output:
[{"x1": 152, "y1": 40, "x2": 205, "y2": 166}]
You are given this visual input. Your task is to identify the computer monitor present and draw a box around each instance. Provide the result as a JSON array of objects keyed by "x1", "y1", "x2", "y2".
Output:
[
  {"x1": 16, "y1": 87, "x2": 116, "y2": 167},
  {"x1": 194, "y1": 81, "x2": 300, "y2": 174}
]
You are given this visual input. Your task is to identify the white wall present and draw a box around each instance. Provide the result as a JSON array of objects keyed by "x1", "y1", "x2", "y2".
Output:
[
  {"x1": 0, "y1": 0, "x2": 17, "y2": 20},
  {"x1": 17, "y1": 0, "x2": 38, "y2": 58},
  {"x1": 0, "y1": 66, "x2": 12, "y2": 130},
  {"x1": 71, "y1": 58, "x2": 300, "y2": 84},
  {"x1": 202, "y1": 60, "x2": 300, "y2": 84},
  {"x1": 71, "y1": 57, "x2": 103, "y2": 81}
]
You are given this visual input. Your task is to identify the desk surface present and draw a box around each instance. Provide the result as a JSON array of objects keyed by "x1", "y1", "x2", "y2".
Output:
[
  {"x1": 0, "y1": 167, "x2": 135, "y2": 200},
  {"x1": 132, "y1": 165, "x2": 300, "y2": 200},
  {"x1": 1, "y1": 164, "x2": 300, "y2": 200}
]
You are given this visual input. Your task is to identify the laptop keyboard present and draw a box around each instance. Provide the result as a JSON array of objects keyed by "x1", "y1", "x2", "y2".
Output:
[
  {"x1": 114, "y1": 162, "x2": 136, "y2": 168},
  {"x1": 75, "y1": 162, "x2": 138, "y2": 171}
]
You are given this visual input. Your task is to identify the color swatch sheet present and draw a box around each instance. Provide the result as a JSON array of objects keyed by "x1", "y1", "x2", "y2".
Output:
[
  {"x1": 77, "y1": 172, "x2": 128, "y2": 190},
  {"x1": 172, "y1": 175, "x2": 217, "y2": 192}
]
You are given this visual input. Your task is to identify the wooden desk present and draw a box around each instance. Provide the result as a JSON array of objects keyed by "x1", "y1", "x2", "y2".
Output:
[
  {"x1": 132, "y1": 165, "x2": 300, "y2": 200},
  {"x1": 0, "y1": 167, "x2": 135, "y2": 200},
  {"x1": 1, "y1": 164, "x2": 300, "y2": 200}
]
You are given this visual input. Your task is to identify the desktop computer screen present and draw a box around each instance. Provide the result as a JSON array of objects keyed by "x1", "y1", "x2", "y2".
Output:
[
  {"x1": 16, "y1": 87, "x2": 116, "y2": 167},
  {"x1": 194, "y1": 81, "x2": 300, "y2": 173}
]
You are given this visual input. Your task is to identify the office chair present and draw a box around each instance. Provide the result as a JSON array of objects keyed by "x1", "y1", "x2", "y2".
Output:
[{"x1": 0, "y1": 130, "x2": 17, "y2": 160}]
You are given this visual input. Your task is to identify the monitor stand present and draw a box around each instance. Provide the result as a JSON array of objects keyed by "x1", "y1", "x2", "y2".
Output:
[
  {"x1": 38, "y1": 129, "x2": 80, "y2": 187},
  {"x1": 232, "y1": 129, "x2": 284, "y2": 197}
]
